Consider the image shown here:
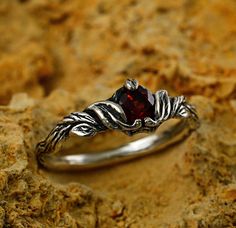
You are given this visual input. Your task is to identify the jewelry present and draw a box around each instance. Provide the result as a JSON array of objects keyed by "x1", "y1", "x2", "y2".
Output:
[{"x1": 36, "y1": 79, "x2": 200, "y2": 170}]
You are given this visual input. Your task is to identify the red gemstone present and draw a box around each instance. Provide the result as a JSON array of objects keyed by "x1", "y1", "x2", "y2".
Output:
[{"x1": 114, "y1": 85, "x2": 155, "y2": 124}]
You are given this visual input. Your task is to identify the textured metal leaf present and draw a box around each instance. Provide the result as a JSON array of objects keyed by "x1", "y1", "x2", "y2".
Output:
[
  {"x1": 87, "y1": 101, "x2": 142, "y2": 132},
  {"x1": 71, "y1": 123, "x2": 97, "y2": 137}
]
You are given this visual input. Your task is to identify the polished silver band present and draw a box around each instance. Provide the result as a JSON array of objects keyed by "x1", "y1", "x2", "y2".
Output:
[{"x1": 36, "y1": 80, "x2": 200, "y2": 171}]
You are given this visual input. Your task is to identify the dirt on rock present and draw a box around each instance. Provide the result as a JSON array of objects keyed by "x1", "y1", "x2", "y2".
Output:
[{"x1": 0, "y1": 0, "x2": 236, "y2": 227}]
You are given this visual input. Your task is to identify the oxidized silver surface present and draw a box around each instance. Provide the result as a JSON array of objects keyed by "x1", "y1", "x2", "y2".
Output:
[{"x1": 36, "y1": 79, "x2": 200, "y2": 170}]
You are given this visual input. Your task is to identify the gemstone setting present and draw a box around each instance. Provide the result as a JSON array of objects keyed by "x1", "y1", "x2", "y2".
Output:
[{"x1": 110, "y1": 81, "x2": 156, "y2": 124}]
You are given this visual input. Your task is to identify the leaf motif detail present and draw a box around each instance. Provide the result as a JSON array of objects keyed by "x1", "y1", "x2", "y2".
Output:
[{"x1": 71, "y1": 123, "x2": 97, "y2": 137}]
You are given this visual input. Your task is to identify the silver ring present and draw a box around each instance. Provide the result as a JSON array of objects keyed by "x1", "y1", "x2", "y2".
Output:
[{"x1": 36, "y1": 79, "x2": 200, "y2": 171}]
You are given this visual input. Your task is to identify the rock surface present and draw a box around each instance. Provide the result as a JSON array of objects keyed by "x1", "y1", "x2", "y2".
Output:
[{"x1": 0, "y1": 0, "x2": 236, "y2": 227}]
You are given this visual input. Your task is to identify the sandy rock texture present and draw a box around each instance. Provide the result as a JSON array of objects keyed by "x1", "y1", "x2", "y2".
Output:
[{"x1": 0, "y1": 0, "x2": 236, "y2": 227}]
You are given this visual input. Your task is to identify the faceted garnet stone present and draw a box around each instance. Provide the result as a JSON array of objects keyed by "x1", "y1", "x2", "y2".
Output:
[{"x1": 112, "y1": 85, "x2": 156, "y2": 124}]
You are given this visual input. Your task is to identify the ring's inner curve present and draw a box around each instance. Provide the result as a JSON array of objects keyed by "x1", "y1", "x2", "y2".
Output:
[{"x1": 43, "y1": 119, "x2": 192, "y2": 170}]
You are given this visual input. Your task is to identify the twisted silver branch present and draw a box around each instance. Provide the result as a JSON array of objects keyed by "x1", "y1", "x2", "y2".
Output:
[
  {"x1": 36, "y1": 112, "x2": 103, "y2": 158},
  {"x1": 145, "y1": 90, "x2": 198, "y2": 128}
]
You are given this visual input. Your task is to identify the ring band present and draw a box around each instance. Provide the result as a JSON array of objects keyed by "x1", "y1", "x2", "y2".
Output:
[{"x1": 36, "y1": 79, "x2": 200, "y2": 170}]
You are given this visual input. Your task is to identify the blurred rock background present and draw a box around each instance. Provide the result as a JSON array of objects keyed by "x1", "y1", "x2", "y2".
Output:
[{"x1": 0, "y1": 0, "x2": 236, "y2": 227}]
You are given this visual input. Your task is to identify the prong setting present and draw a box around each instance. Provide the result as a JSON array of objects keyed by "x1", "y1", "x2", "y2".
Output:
[{"x1": 124, "y1": 79, "x2": 139, "y2": 91}]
